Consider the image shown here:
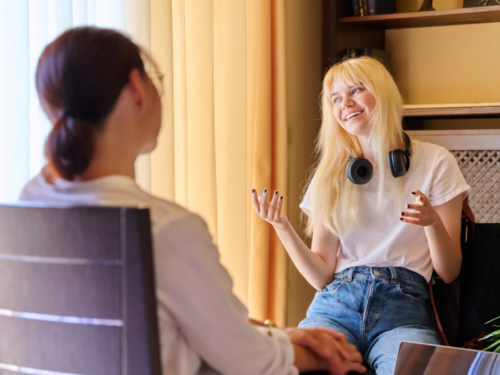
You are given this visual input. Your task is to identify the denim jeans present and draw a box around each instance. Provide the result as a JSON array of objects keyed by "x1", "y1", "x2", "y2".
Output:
[{"x1": 298, "y1": 266, "x2": 440, "y2": 375}]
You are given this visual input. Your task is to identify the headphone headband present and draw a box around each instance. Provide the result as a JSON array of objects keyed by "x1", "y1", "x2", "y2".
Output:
[
  {"x1": 347, "y1": 132, "x2": 412, "y2": 184},
  {"x1": 403, "y1": 132, "x2": 412, "y2": 157}
]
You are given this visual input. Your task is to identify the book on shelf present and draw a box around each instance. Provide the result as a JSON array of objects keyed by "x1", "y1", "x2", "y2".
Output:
[
  {"x1": 353, "y1": 0, "x2": 397, "y2": 16},
  {"x1": 347, "y1": 48, "x2": 392, "y2": 73},
  {"x1": 464, "y1": 0, "x2": 500, "y2": 7},
  {"x1": 352, "y1": 0, "x2": 369, "y2": 16},
  {"x1": 367, "y1": 0, "x2": 397, "y2": 15}
]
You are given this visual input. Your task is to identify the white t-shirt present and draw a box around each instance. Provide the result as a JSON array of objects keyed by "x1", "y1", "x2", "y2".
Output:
[
  {"x1": 300, "y1": 141, "x2": 470, "y2": 282},
  {"x1": 19, "y1": 174, "x2": 297, "y2": 375}
]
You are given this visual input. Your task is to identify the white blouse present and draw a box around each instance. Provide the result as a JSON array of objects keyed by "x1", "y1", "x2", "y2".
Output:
[{"x1": 20, "y1": 174, "x2": 297, "y2": 375}]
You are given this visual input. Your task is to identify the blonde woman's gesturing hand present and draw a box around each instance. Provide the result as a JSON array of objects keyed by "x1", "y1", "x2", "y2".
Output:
[
  {"x1": 400, "y1": 190, "x2": 439, "y2": 227},
  {"x1": 251, "y1": 189, "x2": 288, "y2": 229}
]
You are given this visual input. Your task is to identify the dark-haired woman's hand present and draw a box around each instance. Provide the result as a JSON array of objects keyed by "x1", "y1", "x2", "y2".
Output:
[
  {"x1": 400, "y1": 190, "x2": 440, "y2": 227},
  {"x1": 251, "y1": 188, "x2": 288, "y2": 229},
  {"x1": 287, "y1": 327, "x2": 366, "y2": 375}
]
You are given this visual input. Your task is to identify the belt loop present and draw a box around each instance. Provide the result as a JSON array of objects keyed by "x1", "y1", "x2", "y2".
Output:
[
  {"x1": 347, "y1": 267, "x2": 354, "y2": 282},
  {"x1": 390, "y1": 267, "x2": 398, "y2": 284}
]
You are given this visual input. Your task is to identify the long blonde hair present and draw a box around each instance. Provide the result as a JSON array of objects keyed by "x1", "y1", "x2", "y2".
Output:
[{"x1": 305, "y1": 56, "x2": 404, "y2": 238}]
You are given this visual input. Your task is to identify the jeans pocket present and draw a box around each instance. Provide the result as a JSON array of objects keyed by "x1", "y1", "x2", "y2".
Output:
[
  {"x1": 396, "y1": 281, "x2": 429, "y2": 305},
  {"x1": 318, "y1": 277, "x2": 347, "y2": 295}
]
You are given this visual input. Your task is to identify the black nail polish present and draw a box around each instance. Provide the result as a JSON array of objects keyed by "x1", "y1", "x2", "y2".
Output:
[
  {"x1": 400, "y1": 218, "x2": 403, "y2": 221},
  {"x1": 420, "y1": 196, "x2": 423, "y2": 201},
  {"x1": 401, "y1": 212, "x2": 405, "y2": 216},
  {"x1": 411, "y1": 191, "x2": 416, "y2": 195},
  {"x1": 407, "y1": 204, "x2": 410, "y2": 209},
  {"x1": 251, "y1": 189, "x2": 255, "y2": 193},
  {"x1": 275, "y1": 190, "x2": 278, "y2": 195},
  {"x1": 264, "y1": 189, "x2": 267, "y2": 193},
  {"x1": 280, "y1": 196, "x2": 283, "y2": 200}
]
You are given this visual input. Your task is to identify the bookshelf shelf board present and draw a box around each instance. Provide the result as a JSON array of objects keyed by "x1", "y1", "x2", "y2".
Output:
[
  {"x1": 403, "y1": 103, "x2": 500, "y2": 117},
  {"x1": 338, "y1": 5, "x2": 500, "y2": 29}
]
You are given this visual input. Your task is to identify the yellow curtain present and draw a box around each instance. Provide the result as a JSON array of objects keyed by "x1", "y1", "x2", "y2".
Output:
[
  {"x1": 248, "y1": 0, "x2": 288, "y2": 326},
  {"x1": 148, "y1": 0, "x2": 288, "y2": 327}
]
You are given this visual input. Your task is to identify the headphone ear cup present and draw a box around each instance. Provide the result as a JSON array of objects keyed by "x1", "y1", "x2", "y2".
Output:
[
  {"x1": 347, "y1": 157, "x2": 373, "y2": 185},
  {"x1": 388, "y1": 149, "x2": 409, "y2": 178}
]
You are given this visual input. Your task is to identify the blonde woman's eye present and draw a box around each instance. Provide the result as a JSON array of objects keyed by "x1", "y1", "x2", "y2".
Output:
[
  {"x1": 333, "y1": 97, "x2": 341, "y2": 103},
  {"x1": 353, "y1": 88, "x2": 361, "y2": 94}
]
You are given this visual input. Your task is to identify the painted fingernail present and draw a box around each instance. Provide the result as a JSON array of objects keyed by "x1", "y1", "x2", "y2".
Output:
[
  {"x1": 401, "y1": 212, "x2": 405, "y2": 216},
  {"x1": 264, "y1": 188, "x2": 267, "y2": 193},
  {"x1": 251, "y1": 189, "x2": 255, "y2": 193},
  {"x1": 400, "y1": 218, "x2": 403, "y2": 221},
  {"x1": 280, "y1": 196, "x2": 283, "y2": 200},
  {"x1": 406, "y1": 204, "x2": 410, "y2": 209},
  {"x1": 411, "y1": 191, "x2": 416, "y2": 195},
  {"x1": 275, "y1": 190, "x2": 278, "y2": 195},
  {"x1": 420, "y1": 196, "x2": 423, "y2": 201}
]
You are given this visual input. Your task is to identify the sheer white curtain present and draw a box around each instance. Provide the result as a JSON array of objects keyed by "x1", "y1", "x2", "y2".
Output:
[
  {"x1": 0, "y1": 0, "x2": 151, "y2": 202},
  {"x1": 0, "y1": 0, "x2": 290, "y2": 324}
]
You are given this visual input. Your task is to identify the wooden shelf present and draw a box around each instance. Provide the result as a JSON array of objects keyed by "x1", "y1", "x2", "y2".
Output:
[
  {"x1": 403, "y1": 103, "x2": 500, "y2": 117},
  {"x1": 338, "y1": 5, "x2": 500, "y2": 29},
  {"x1": 406, "y1": 129, "x2": 500, "y2": 150}
]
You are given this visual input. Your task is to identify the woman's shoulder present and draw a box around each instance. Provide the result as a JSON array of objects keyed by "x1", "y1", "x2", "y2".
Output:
[
  {"x1": 412, "y1": 140, "x2": 451, "y2": 164},
  {"x1": 413, "y1": 139, "x2": 446, "y2": 153},
  {"x1": 127, "y1": 188, "x2": 205, "y2": 236},
  {"x1": 146, "y1": 195, "x2": 200, "y2": 230},
  {"x1": 146, "y1": 196, "x2": 219, "y2": 265},
  {"x1": 18, "y1": 172, "x2": 54, "y2": 202},
  {"x1": 19, "y1": 172, "x2": 204, "y2": 237},
  {"x1": 136, "y1": 195, "x2": 218, "y2": 253}
]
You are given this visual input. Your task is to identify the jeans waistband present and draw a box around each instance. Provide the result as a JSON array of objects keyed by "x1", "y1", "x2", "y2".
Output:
[{"x1": 334, "y1": 266, "x2": 427, "y2": 285}]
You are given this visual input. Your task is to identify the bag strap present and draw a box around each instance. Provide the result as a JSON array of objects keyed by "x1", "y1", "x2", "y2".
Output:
[{"x1": 461, "y1": 198, "x2": 475, "y2": 245}]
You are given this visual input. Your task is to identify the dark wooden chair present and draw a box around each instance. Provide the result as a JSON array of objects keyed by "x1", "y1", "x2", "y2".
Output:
[
  {"x1": 0, "y1": 205, "x2": 161, "y2": 375},
  {"x1": 429, "y1": 198, "x2": 475, "y2": 347},
  {"x1": 407, "y1": 129, "x2": 500, "y2": 348}
]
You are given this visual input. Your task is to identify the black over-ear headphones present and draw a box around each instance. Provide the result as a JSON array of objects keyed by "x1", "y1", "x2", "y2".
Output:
[{"x1": 347, "y1": 132, "x2": 412, "y2": 185}]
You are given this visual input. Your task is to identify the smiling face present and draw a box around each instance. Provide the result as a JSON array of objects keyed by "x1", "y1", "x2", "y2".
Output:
[{"x1": 330, "y1": 79, "x2": 376, "y2": 138}]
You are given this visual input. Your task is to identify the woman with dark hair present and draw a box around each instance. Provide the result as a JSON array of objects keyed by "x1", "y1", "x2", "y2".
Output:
[{"x1": 19, "y1": 27, "x2": 365, "y2": 375}]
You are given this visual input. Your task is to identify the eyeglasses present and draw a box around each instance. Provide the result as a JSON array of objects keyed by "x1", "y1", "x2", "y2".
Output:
[{"x1": 150, "y1": 72, "x2": 164, "y2": 97}]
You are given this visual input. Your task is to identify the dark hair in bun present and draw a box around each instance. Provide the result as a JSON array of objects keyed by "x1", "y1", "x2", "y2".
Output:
[{"x1": 36, "y1": 27, "x2": 146, "y2": 180}]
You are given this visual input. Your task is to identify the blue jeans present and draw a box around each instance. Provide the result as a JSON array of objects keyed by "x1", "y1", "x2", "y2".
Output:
[{"x1": 298, "y1": 266, "x2": 440, "y2": 375}]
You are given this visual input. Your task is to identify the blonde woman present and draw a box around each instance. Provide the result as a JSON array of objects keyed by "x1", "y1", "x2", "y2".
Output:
[{"x1": 252, "y1": 56, "x2": 470, "y2": 375}]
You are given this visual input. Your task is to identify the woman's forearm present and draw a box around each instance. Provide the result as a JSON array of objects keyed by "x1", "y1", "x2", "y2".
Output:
[
  {"x1": 425, "y1": 217, "x2": 462, "y2": 283},
  {"x1": 274, "y1": 221, "x2": 336, "y2": 290},
  {"x1": 251, "y1": 190, "x2": 336, "y2": 290},
  {"x1": 402, "y1": 192, "x2": 463, "y2": 284}
]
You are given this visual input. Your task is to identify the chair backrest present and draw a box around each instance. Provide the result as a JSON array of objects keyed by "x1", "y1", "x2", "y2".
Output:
[
  {"x1": 0, "y1": 205, "x2": 162, "y2": 375},
  {"x1": 407, "y1": 129, "x2": 500, "y2": 347}
]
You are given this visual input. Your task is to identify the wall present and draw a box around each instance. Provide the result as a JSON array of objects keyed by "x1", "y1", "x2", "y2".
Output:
[
  {"x1": 284, "y1": 0, "x2": 323, "y2": 327},
  {"x1": 397, "y1": 0, "x2": 463, "y2": 13},
  {"x1": 388, "y1": 0, "x2": 500, "y2": 105}
]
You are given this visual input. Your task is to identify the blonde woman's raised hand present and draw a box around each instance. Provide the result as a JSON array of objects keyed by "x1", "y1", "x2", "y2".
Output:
[
  {"x1": 251, "y1": 188, "x2": 288, "y2": 229},
  {"x1": 400, "y1": 190, "x2": 440, "y2": 227}
]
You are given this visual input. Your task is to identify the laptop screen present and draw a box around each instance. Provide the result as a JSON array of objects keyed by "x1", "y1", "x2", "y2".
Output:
[{"x1": 394, "y1": 342, "x2": 500, "y2": 375}]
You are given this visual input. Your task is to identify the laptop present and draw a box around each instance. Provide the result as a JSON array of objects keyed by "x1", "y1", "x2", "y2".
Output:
[{"x1": 394, "y1": 342, "x2": 500, "y2": 375}]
